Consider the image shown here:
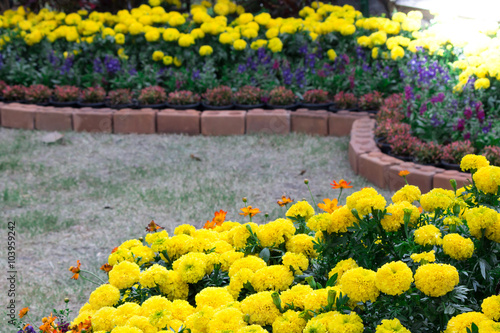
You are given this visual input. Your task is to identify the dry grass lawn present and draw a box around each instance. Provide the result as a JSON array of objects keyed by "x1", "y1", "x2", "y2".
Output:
[{"x1": 0, "y1": 127, "x2": 393, "y2": 328}]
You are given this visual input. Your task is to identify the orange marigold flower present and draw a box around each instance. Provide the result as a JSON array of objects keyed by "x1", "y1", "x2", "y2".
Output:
[
  {"x1": 318, "y1": 198, "x2": 341, "y2": 213},
  {"x1": 39, "y1": 314, "x2": 57, "y2": 333},
  {"x1": 100, "y1": 263, "x2": 113, "y2": 273},
  {"x1": 240, "y1": 205, "x2": 261, "y2": 217},
  {"x1": 277, "y1": 195, "x2": 293, "y2": 207},
  {"x1": 19, "y1": 307, "x2": 29, "y2": 318},
  {"x1": 399, "y1": 170, "x2": 410, "y2": 177},
  {"x1": 145, "y1": 220, "x2": 164, "y2": 232},
  {"x1": 69, "y1": 260, "x2": 81, "y2": 280},
  {"x1": 331, "y1": 179, "x2": 353, "y2": 189}
]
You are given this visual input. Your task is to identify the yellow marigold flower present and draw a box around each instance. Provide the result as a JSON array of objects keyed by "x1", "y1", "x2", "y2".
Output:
[
  {"x1": 145, "y1": 29, "x2": 160, "y2": 42},
  {"x1": 240, "y1": 291, "x2": 281, "y2": 326},
  {"x1": 266, "y1": 27, "x2": 279, "y2": 39},
  {"x1": 89, "y1": 284, "x2": 121, "y2": 310},
  {"x1": 443, "y1": 234, "x2": 474, "y2": 260},
  {"x1": 357, "y1": 35, "x2": 372, "y2": 48},
  {"x1": 71, "y1": 310, "x2": 93, "y2": 328},
  {"x1": 303, "y1": 286, "x2": 342, "y2": 312},
  {"x1": 108, "y1": 248, "x2": 133, "y2": 265},
  {"x1": 196, "y1": 287, "x2": 234, "y2": 309},
  {"x1": 414, "y1": 224, "x2": 443, "y2": 246},
  {"x1": 420, "y1": 188, "x2": 455, "y2": 212},
  {"x1": 229, "y1": 255, "x2": 267, "y2": 278},
  {"x1": 255, "y1": 12, "x2": 271, "y2": 26},
  {"x1": 474, "y1": 78, "x2": 490, "y2": 90},
  {"x1": 185, "y1": 306, "x2": 215, "y2": 333},
  {"x1": 162, "y1": 55, "x2": 173, "y2": 66},
  {"x1": 268, "y1": 37, "x2": 283, "y2": 53},
  {"x1": 286, "y1": 200, "x2": 315, "y2": 221},
  {"x1": 465, "y1": 206, "x2": 498, "y2": 239},
  {"x1": 341, "y1": 24, "x2": 356, "y2": 35},
  {"x1": 110, "y1": 326, "x2": 144, "y2": 333},
  {"x1": 92, "y1": 307, "x2": 117, "y2": 331},
  {"x1": 178, "y1": 34, "x2": 195, "y2": 48},
  {"x1": 380, "y1": 201, "x2": 420, "y2": 232},
  {"x1": 327, "y1": 49, "x2": 337, "y2": 61},
  {"x1": 478, "y1": 320, "x2": 500, "y2": 332},
  {"x1": 376, "y1": 318, "x2": 410, "y2": 333},
  {"x1": 346, "y1": 187, "x2": 387, "y2": 216},
  {"x1": 340, "y1": 267, "x2": 379, "y2": 303},
  {"x1": 486, "y1": 215, "x2": 500, "y2": 243},
  {"x1": 473, "y1": 166, "x2": 500, "y2": 194},
  {"x1": 443, "y1": 216, "x2": 464, "y2": 227},
  {"x1": 149, "y1": 309, "x2": 172, "y2": 329},
  {"x1": 207, "y1": 307, "x2": 246, "y2": 333},
  {"x1": 279, "y1": 284, "x2": 312, "y2": 310},
  {"x1": 109, "y1": 260, "x2": 140, "y2": 289},
  {"x1": 372, "y1": 47, "x2": 379, "y2": 59},
  {"x1": 282, "y1": 252, "x2": 308, "y2": 275},
  {"x1": 242, "y1": 28, "x2": 258, "y2": 39},
  {"x1": 414, "y1": 263, "x2": 459, "y2": 297},
  {"x1": 375, "y1": 261, "x2": 413, "y2": 296},
  {"x1": 233, "y1": 38, "x2": 247, "y2": 50},
  {"x1": 272, "y1": 310, "x2": 307, "y2": 333},
  {"x1": 173, "y1": 224, "x2": 194, "y2": 236},
  {"x1": 328, "y1": 258, "x2": 358, "y2": 284},
  {"x1": 251, "y1": 39, "x2": 268, "y2": 50},
  {"x1": 214, "y1": 2, "x2": 229, "y2": 16},
  {"x1": 307, "y1": 212, "x2": 333, "y2": 233},
  {"x1": 130, "y1": 245, "x2": 154, "y2": 265},
  {"x1": 444, "y1": 312, "x2": 489, "y2": 333},
  {"x1": 158, "y1": 270, "x2": 189, "y2": 300},
  {"x1": 229, "y1": 222, "x2": 258, "y2": 249},
  {"x1": 303, "y1": 318, "x2": 327, "y2": 333},
  {"x1": 170, "y1": 299, "x2": 195, "y2": 321},
  {"x1": 286, "y1": 234, "x2": 317, "y2": 257},
  {"x1": 199, "y1": 45, "x2": 213, "y2": 56},
  {"x1": 139, "y1": 264, "x2": 168, "y2": 288},
  {"x1": 65, "y1": 13, "x2": 82, "y2": 25},
  {"x1": 228, "y1": 267, "x2": 254, "y2": 299},
  {"x1": 126, "y1": 315, "x2": 156, "y2": 333},
  {"x1": 219, "y1": 250, "x2": 245, "y2": 271},
  {"x1": 115, "y1": 33, "x2": 125, "y2": 44},
  {"x1": 152, "y1": 50, "x2": 164, "y2": 61},
  {"x1": 390, "y1": 45, "x2": 405, "y2": 60},
  {"x1": 191, "y1": 28, "x2": 205, "y2": 39},
  {"x1": 480, "y1": 295, "x2": 500, "y2": 321},
  {"x1": 114, "y1": 303, "x2": 141, "y2": 326},
  {"x1": 140, "y1": 295, "x2": 172, "y2": 317},
  {"x1": 163, "y1": 27, "x2": 180, "y2": 41},
  {"x1": 173, "y1": 252, "x2": 207, "y2": 283},
  {"x1": 257, "y1": 218, "x2": 295, "y2": 247},
  {"x1": 370, "y1": 30, "x2": 387, "y2": 46},
  {"x1": 252, "y1": 265, "x2": 294, "y2": 292},
  {"x1": 461, "y1": 154, "x2": 490, "y2": 172}
]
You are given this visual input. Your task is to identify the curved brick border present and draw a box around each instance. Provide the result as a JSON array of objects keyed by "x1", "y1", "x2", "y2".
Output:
[
  {"x1": 348, "y1": 118, "x2": 472, "y2": 192},
  {"x1": 0, "y1": 103, "x2": 371, "y2": 137}
]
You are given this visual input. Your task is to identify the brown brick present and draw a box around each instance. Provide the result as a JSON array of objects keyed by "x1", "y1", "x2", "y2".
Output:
[
  {"x1": 328, "y1": 111, "x2": 370, "y2": 137},
  {"x1": 201, "y1": 110, "x2": 246, "y2": 136},
  {"x1": 290, "y1": 109, "x2": 329, "y2": 136},
  {"x1": 388, "y1": 163, "x2": 444, "y2": 193},
  {"x1": 0, "y1": 103, "x2": 35, "y2": 129},
  {"x1": 35, "y1": 106, "x2": 73, "y2": 132},
  {"x1": 113, "y1": 108, "x2": 156, "y2": 134},
  {"x1": 157, "y1": 109, "x2": 200, "y2": 135},
  {"x1": 433, "y1": 170, "x2": 472, "y2": 191},
  {"x1": 73, "y1": 108, "x2": 113, "y2": 133},
  {"x1": 348, "y1": 138, "x2": 380, "y2": 174},
  {"x1": 246, "y1": 109, "x2": 290, "y2": 134},
  {"x1": 358, "y1": 152, "x2": 402, "y2": 188}
]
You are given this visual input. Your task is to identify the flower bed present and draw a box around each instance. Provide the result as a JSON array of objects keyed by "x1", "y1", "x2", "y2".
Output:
[{"x1": 12, "y1": 157, "x2": 500, "y2": 333}]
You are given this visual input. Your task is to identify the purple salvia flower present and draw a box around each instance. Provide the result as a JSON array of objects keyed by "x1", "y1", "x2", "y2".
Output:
[{"x1": 464, "y1": 107, "x2": 472, "y2": 119}]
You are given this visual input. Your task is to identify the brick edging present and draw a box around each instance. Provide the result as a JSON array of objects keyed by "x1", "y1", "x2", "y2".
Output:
[
  {"x1": 348, "y1": 118, "x2": 472, "y2": 192},
  {"x1": 0, "y1": 103, "x2": 372, "y2": 137}
]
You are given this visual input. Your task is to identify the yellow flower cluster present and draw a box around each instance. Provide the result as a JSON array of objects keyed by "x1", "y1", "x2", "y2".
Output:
[
  {"x1": 376, "y1": 318, "x2": 411, "y2": 333},
  {"x1": 420, "y1": 188, "x2": 455, "y2": 212},
  {"x1": 460, "y1": 154, "x2": 490, "y2": 172},
  {"x1": 286, "y1": 201, "x2": 315, "y2": 221},
  {"x1": 375, "y1": 261, "x2": 414, "y2": 296},
  {"x1": 464, "y1": 206, "x2": 498, "y2": 239},
  {"x1": 391, "y1": 184, "x2": 421, "y2": 203},
  {"x1": 442, "y1": 233, "x2": 474, "y2": 260},
  {"x1": 414, "y1": 224, "x2": 443, "y2": 246},
  {"x1": 380, "y1": 201, "x2": 419, "y2": 232},
  {"x1": 346, "y1": 187, "x2": 387, "y2": 216},
  {"x1": 414, "y1": 263, "x2": 459, "y2": 297},
  {"x1": 339, "y1": 267, "x2": 380, "y2": 303},
  {"x1": 410, "y1": 250, "x2": 436, "y2": 264}
]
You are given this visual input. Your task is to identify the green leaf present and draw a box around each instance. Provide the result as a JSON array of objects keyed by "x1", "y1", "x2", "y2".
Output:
[{"x1": 260, "y1": 247, "x2": 270, "y2": 262}]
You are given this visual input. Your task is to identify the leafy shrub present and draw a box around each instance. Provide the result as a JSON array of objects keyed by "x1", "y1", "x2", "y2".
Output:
[
  {"x1": 334, "y1": 91, "x2": 357, "y2": 109},
  {"x1": 108, "y1": 89, "x2": 132, "y2": 106},
  {"x1": 53, "y1": 85, "x2": 80, "y2": 102},
  {"x1": 267, "y1": 86, "x2": 296, "y2": 105},
  {"x1": 414, "y1": 141, "x2": 443, "y2": 164},
  {"x1": 167, "y1": 90, "x2": 201, "y2": 105},
  {"x1": 482, "y1": 146, "x2": 500, "y2": 166},
  {"x1": 388, "y1": 133, "x2": 421, "y2": 156},
  {"x1": 358, "y1": 91, "x2": 383, "y2": 110},
  {"x1": 3, "y1": 85, "x2": 26, "y2": 101},
  {"x1": 302, "y1": 89, "x2": 330, "y2": 104},
  {"x1": 233, "y1": 86, "x2": 264, "y2": 105},
  {"x1": 137, "y1": 86, "x2": 167, "y2": 105},
  {"x1": 203, "y1": 86, "x2": 233, "y2": 106},
  {"x1": 25, "y1": 84, "x2": 52, "y2": 103},
  {"x1": 442, "y1": 140, "x2": 476, "y2": 164},
  {"x1": 81, "y1": 86, "x2": 106, "y2": 103},
  {"x1": 0, "y1": 81, "x2": 7, "y2": 96},
  {"x1": 374, "y1": 119, "x2": 411, "y2": 138}
]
